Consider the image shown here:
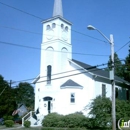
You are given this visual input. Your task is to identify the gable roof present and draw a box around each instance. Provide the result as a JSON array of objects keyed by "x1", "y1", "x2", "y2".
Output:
[
  {"x1": 60, "y1": 79, "x2": 83, "y2": 89},
  {"x1": 71, "y1": 59, "x2": 129, "y2": 84}
]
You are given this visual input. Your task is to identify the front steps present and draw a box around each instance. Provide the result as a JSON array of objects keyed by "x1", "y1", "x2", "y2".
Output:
[{"x1": 22, "y1": 111, "x2": 44, "y2": 127}]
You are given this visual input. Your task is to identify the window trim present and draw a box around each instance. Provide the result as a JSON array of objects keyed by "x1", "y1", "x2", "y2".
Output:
[
  {"x1": 70, "y1": 93, "x2": 75, "y2": 103},
  {"x1": 47, "y1": 65, "x2": 52, "y2": 84},
  {"x1": 102, "y1": 84, "x2": 106, "y2": 97}
]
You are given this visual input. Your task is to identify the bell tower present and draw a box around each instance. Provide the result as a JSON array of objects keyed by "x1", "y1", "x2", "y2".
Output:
[{"x1": 40, "y1": 0, "x2": 72, "y2": 78}]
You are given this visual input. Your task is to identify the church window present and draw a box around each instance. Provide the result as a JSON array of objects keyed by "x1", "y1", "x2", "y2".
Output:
[
  {"x1": 70, "y1": 93, "x2": 75, "y2": 103},
  {"x1": 52, "y1": 23, "x2": 56, "y2": 28},
  {"x1": 102, "y1": 84, "x2": 106, "y2": 97},
  {"x1": 61, "y1": 24, "x2": 64, "y2": 29},
  {"x1": 47, "y1": 65, "x2": 52, "y2": 84},
  {"x1": 46, "y1": 25, "x2": 51, "y2": 30},
  {"x1": 65, "y1": 26, "x2": 68, "y2": 31}
]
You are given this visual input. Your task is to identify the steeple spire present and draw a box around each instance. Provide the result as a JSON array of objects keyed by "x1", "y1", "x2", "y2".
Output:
[{"x1": 53, "y1": 0, "x2": 63, "y2": 17}]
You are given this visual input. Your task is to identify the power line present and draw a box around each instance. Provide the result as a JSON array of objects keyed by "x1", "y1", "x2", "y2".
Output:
[
  {"x1": 0, "y1": 2, "x2": 108, "y2": 44},
  {"x1": 0, "y1": 25, "x2": 42, "y2": 35},
  {"x1": 0, "y1": 41, "x2": 109, "y2": 57},
  {"x1": 0, "y1": 25, "x2": 108, "y2": 45},
  {"x1": 10, "y1": 59, "x2": 126, "y2": 85},
  {"x1": 12, "y1": 63, "x2": 108, "y2": 84},
  {"x1": 0, "y1": 1, "x2": 43, "y2": 20},
  {"x1": 11, "y1": 66, "x2": 107, "y2": 88},
  {"x1": 33, "y1": 67, "x2": 107, "y2": 84},
  {"x1": 1, "y1": 59, "x2": 128, "y2": 87},
  {"x1": 116, "y1": 41, "x2": 130, "y2": 53}
]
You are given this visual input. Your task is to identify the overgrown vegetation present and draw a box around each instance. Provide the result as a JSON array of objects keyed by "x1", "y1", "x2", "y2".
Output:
[{"x1": 4, "y1": 120, "x2": 14, "y2": 127}]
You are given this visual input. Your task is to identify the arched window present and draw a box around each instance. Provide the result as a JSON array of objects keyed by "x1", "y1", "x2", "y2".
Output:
[
  {"x1": 61, "y1": 24, "x2": 64, "y2": 29},
  {"x1": 52, "y1": 23, "x2": 56, "y2": 28},
  {"x1": 47, "y1": 65, "x2": 52, "y2": 84},
  {"x1": 43, "y1": 96, "x2": 53, "y2": 101},
  {"x1": 46, "y1": 25, "x2": 51, "y2": 30},
  {"x1": 65, "y1": 26, "x2": 68, "y2": 31},
  {"x1": 70, "y1": 93, "x2": 75, "y2": 103}
]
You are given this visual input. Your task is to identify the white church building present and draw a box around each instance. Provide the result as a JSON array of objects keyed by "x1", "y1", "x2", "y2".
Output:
[{"x1": 22, "y1": 0, "x2": 129, "y2": 126}]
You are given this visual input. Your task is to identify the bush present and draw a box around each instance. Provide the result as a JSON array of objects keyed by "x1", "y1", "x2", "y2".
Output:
[
  {"x1": 42, "y1": 113, "x2": 89, "y2": 128},
  {"x1": 42, "y1": 113, "x2": 64, "y2": 127},
  {"x1": 4, "y1": 120, "x2": 14, "y2": 127},
  {"x1": 63, "y1": 113, "x2": 87, "y2": 128},
  {"x1": 3, "y1": 115, "x2": 14, "y2": 120},
  {"x1": 24, "y1": 120, "x2": 31, "y2": 128}
]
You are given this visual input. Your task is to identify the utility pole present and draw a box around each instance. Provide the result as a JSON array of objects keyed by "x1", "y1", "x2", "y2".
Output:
[
  {"x1": 110, "y1": 35, "x2": 116, "y2": 130},
  {"x1": 87, "y1": 25, "x2": 116, "y2": 130},
  {"x1": 129, "y1": 45, "x2": 130, "y2": 58},
  {"x1": 9, "y1": 80, "x2": 12, "y2": 88}
]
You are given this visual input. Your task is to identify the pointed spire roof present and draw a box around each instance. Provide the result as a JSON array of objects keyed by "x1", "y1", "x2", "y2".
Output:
[{"x1": 53, "y1": 0, "x2": 63, "y2": 17}]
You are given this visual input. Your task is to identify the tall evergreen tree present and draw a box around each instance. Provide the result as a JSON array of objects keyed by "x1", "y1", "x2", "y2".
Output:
[
  {"x1": 123, "y1": 54, "x2": 130, "y2": 82},
  {"x1": 108, "y1": 53, "x2": 124, "y2": 78},
  {"x1": 0, "y1": 75, "x2": 17, "y2": 117}
]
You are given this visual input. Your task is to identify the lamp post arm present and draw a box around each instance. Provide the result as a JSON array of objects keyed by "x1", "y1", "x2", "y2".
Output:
[{"x1": 96, "y1": 29, "x2": 112, "y2": 44}]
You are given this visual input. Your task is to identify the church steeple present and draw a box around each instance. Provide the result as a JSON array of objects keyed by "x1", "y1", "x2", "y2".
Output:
[{"x1": 53, "y1": 0, "x2": 63, "y2": 17}]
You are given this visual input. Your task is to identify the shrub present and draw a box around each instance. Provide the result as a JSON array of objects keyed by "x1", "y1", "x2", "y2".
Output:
[
  {"x1": 3, "y1": 115, "x2": 14, "y2": 120},
  {"x1": 24, "y1": 120, "x2": 31, "y2": 128},
  {"x1": 42, "y1": 113, "x2": 89, "y2": 128},
  {"x1": 42, "y1": 113, "x2": 64, "y2": 127},
  {"x1": 63, "y1": 113, "x2": 87, "y2": 128},
  {"x1": 4, "y1": 120, "x2": 14, "y2": 127}
]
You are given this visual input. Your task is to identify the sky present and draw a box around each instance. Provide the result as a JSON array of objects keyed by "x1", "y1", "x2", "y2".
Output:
[{"x1": 0, "y1": 0, "x2": 130, "y2": 86}]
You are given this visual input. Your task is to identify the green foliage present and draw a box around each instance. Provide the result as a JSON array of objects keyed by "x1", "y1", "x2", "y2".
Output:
[
  {"x1": 24, "y1": 120, "x2": 31, "y2": 128},
  {"x1": 86, "y1": 96, "x2": 130, "y2": 129},
  {"x1": 87, "y1": 96, "x2": 112, "y2": 128},
  {"x1": 42, "y1": 113, "x2": 64, "y2": 127},
  {"x1": 15, "y1": 82, "x2": 34, "y2": 110},
  {"x1": 122, "y1": 55, "x2": 130, "y2": 82},
  {"x1": 0, "y1": 75, "x2": 17, "y2": 117},
  {"x1": 107, "y1": 52, "x2": 130, "y2": 83},
  {"x1": 116, "y1": 99, "x2": 130, "y2": 122},
  {"x1": 4, "y1": 120, "x2": 14, "y2": 127},
  {"x1": 42, "y1": 112, "x2": 89, "y2": 128},
  {"x1": 0, "y1": 74, "x2": 34, "y2": 117},
  {"x1": 63, "y1": 113, "x2": 87, "y2": 128},
  {"x1": 3, "y1": 115, "x2": 14, "y2": 120}
]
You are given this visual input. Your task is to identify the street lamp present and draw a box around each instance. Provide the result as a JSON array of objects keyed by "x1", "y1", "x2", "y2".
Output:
[{"x1": 87, "y1": 25, "x2": 116, "y2": 130}]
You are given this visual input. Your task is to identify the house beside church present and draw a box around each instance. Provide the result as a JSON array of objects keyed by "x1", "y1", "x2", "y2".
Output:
[{"x1": 22, "y1": 0, "x2": 130, "y2": 126}]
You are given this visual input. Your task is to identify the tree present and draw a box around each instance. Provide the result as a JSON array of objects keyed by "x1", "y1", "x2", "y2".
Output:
[
  {"x1": 86, "y1": 96, "x2": 130, "y2": 129},
  {"x1": 87, "y1": 96, "x2": 112, "y2": 128},
  {"x1": 0, "y1": 75, "x2": 17, "y2": 117},
  {"x1": 107, "y1": 53, "x2": 124, "y2": 78},
  {"x1": 14, "y1": 82, "x2": 34, "y2": 111},
  {"x1": 122, "y1": 55, "x2": 130, "y2": 82}
]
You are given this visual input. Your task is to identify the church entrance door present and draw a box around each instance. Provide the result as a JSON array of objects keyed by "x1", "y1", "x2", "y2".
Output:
[{"x1": 43, "y1": 97, "x2": 53, "y2": 114}]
